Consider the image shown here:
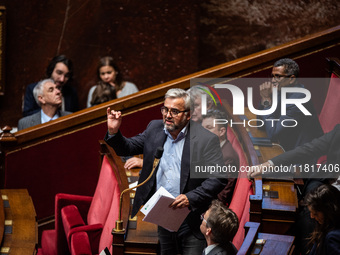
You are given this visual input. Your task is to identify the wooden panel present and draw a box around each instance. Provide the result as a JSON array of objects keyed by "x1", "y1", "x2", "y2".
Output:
[
  {"x1": 0, "y1": 194, "x2": 3, "y2": 245},
  {"x1": 0, "y1": 189, "x2": 37, "y2": 255},
  {"x1": 0, "y1": 6, "x2": 5, "y2": 96}
]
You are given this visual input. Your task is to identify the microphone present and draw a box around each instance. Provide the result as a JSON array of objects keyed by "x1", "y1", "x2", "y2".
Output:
[
  {"x1": 152, "y1": 147, "x2": 164, "y2": 172},
  {"x1": 113, "y1": 147, "x2": 164, "y2": 232}
]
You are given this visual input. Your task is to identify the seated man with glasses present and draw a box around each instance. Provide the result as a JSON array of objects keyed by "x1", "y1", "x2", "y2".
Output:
[
  {"x1": 200, "y1": 200, "x2": 239, "y2": 255},
  {"x1": 258, "y1": 58, "x2": 324, "y2": 255},
  {"x1": 105, "y1": 88, "x2": 227, "y2": 255},
  {"x1": 258, "y1": 58, "x2": 323, "y2": 152}
]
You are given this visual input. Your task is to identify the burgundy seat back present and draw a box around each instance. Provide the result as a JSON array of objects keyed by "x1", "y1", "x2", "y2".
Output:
[
  {"x1": 87, "y1": 155, "x2": 117, "y2": 226},
  {"x1": 95, "y1": 156, "x2": 121, "y2": 253},
  {"x1": 227, "y1": 126, "x2": 253, "y2": 250},
  {"x1": 319, "y1": 73, "x2": 340, "y2": 133}
]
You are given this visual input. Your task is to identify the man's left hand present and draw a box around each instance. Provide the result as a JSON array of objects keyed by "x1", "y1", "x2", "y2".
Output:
[{"x1": 169, "y1": 194, "x2": 189, "y2": 209}]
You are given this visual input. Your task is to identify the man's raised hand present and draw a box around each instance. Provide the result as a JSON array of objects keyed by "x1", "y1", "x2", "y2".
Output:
[{"x1": 107, "y1": 107, "x2": 122, "y2": 135}]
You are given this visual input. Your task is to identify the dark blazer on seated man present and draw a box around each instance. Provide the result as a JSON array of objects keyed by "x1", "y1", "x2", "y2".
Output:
[
  {"x1": 18, "y1": 110, "x2": 71, "y2": 130},
  {"x1": 270, "y1": 124, "x2": 340, "y2": 176}
]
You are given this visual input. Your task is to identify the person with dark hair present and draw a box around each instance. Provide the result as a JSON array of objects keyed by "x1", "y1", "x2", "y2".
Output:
[
  {"x1": 200, "y1": 200, "x2": 239, "y2": 255},
  {"x1": 18, "y1": 79, "x2": 71, "y2": 130},
  {"x1": 87, "y1": 56, "x2": 138, "y2": 107},
  {"x1": 305, "y1": 184, "x2": 340, "y2": 255},
  {"x1": 23, "y1": 55, "x2": 78, "y2": 117},
  {"x1": 258, "y1": 58, "x2": 323, "y2": 151},
  {"x1": 202, "y1": 109, "x2": 239, "y2": 205}
]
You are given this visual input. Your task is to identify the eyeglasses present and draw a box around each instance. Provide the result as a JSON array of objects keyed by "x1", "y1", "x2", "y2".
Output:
[
  {"x1": 200, "y1": 213, "x2": 207, "y2": 223},
  {"x1": 161, "y1": 106, "x2": 189, "y2": 117},
  {"x1": 271, "y1": 73, "x2": 292, "y2": 82}
]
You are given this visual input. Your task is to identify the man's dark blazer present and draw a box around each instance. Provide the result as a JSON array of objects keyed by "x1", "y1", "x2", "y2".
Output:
[
  {"x1": 105, "y1": 120, "x2": 227, "y2": 234},
  {"x1": 259, "y1": 83, "x2": 323, "y2": 151},
  {"x1": 272, "y1": 124, "x2": 340, "y2": 165},
  {"x1": 205, "y1": 243, "x2": 237, "y2": 255},
  {"x1": 271, "y1": 124, "x2": 340, "y2": 180},
  {"x1": 17, "y1": 110, "x2": 71, "y2": 130}
]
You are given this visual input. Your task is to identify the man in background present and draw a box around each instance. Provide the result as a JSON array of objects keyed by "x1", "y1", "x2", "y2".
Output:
[
  {"x1": 202, "y1": 109, "x2": 239, "y2": 205},
  {"x1": 18, "y1": 79, "x2": 71, "y2": 130},
  {"x1": 188, "y1": 85, "x2": 215, "y2": 123},
  {"x1": 258, "y1": 58, "x2": 323, "y2": 151},
  {"x1": 23, "y1": 55, "x2": 78, "y2": 117}
]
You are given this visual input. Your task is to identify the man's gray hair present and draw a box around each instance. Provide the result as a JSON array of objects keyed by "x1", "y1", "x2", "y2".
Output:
[
  {"x1": 165, "y1": 88, "x2": 191, "y2": 110},
  {"x1": 33, "y1": 78, "x2": 55, "y2": 106},
  {"x1": 188, "y1": 85, "x2": 214, "y2": 107}
]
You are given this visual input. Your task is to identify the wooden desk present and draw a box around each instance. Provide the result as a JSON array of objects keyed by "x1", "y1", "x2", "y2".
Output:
[
  {"x1": 257, "y1": 232, "x2": 294, "y2": 255},
  {"x1": 237, "y1": 222, "x2": 295, "y2": 255},
  {"x1": 259, "y1": 180, "x2": 298, "y2": 234},
  {"x1": 0, "y1": 189, "x2": 37, "y2": 255},
  {"x1": 124, "y1": 211, "x2": 158, "y2": 254}
]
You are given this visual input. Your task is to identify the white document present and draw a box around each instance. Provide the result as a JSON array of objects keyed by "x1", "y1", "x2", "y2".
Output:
[{"x1": 140, "y1": 186, "x2": 190, "y2": 232}]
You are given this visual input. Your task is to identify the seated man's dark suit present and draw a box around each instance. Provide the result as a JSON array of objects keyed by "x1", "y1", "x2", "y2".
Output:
[
  {"x1": 18, "y1": 110, "x2": 71, "y2": 130},
  {"x1": 270, "y1": 124, "x2": 340, "y2": 255},
  {"x1": 259, "y1": 83, "x2": 323, "y2": 151},
  {"x1": 205, "y1": 243, "x2": 237, "y2": 255},
  {"x1": 23, "y1": 82, "x2": 78, "y2": 117},
  {"x1": 271, "y1": 124, "x2": 340, "y2": 175},
  {"x1": 105, "y1": 120, "x2": 227, "y2": 238}
]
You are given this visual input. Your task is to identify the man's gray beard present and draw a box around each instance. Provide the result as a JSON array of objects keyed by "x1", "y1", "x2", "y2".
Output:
[{"x1": 164, "y1": 123, "x2": 178, "y2": 132}]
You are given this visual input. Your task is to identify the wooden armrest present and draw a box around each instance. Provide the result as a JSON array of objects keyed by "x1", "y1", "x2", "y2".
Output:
[{"x1": 237, "y1": 222, "x2": 260, "y2": 255}]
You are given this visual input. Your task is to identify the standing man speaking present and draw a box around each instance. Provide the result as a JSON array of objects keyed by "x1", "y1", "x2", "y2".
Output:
[{"x1": 105, "y1": 88, "x2": 227, "y2": 255}]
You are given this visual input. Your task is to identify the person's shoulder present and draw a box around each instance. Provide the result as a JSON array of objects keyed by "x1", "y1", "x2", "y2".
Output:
[
  {"x1": 60, "y1": 111, "x2": 72, "y2": 116},
  {"x1": 118, "y1": 81, "x2": 139, "y2": 98},
  {"x1": 26, "y1": 82, "x2": 39, "y2": 91},
  {"x1": 289, "y1": 83, "x2": 309, "y2": 98},
  {"x1": 18, "y1": 115, "x2": 31, "y2": 124},
  {"x1": 325, "y1": 229, "x2": 340, "y2": 251},
  {"x1": 208, "y1": 245, "x2": 228, "y2": 255},
  {"x1": 89, "y1": 85, "x2": 97, "y2": 92},
  {"x1": 18, "y1": 112, "x2": 40, "y2": 127},
  {"x1": 147, "y1": 119, "x2": 163, "y2": 129},
  {"x1": 124, "y1": 81, "x2": 138, "y2": 89},
  {"x1": 190, "y1": 120, "x2": 217, "y2": 138},
  {"x1": 326, "y1": 229, "x2": 340, "y2": 239},
  {"x1": 21, "y1": 111, "x2": 40, "y2": 120}
]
